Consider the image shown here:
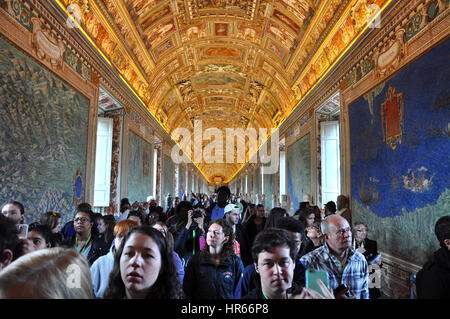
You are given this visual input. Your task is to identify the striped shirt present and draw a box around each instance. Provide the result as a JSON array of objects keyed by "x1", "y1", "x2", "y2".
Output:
[{"x1": 300, "y1": 242, "x2": 369, "y2": 299}]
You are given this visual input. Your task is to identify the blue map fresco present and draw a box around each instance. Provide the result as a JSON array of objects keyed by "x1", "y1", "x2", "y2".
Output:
[
  {"x1": 349, "y1": 39, "x2": 450, "y2": 263},
  {"x1": 350, "y1": 39, "x2": 450, "y2": 218}
]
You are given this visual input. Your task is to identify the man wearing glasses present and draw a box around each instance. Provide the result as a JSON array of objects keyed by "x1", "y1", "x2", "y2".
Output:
[
  {"x1": 63, "y1": 209, "x2": 108, "y2": 265},
  {"x1": 300, "y1": 215, "x2": 369, "y2": 299}
]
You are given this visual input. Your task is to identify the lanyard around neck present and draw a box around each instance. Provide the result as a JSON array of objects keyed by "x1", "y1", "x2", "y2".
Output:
[
  {"x1": 192, "y1": 229, "x2": 196, "y2": 255},
  {"x1": 75, "y1": 234, "x2": 92, "y2": 254}
]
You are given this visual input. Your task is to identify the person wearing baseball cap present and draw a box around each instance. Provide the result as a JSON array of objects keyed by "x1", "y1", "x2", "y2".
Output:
[{"x1": 224, "y1": 204, "x2": 244, "y2": 258}]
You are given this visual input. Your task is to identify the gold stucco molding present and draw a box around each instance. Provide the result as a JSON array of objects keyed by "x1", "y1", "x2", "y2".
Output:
[
  {"x1": 372, "y1": 28, "x2": 407, "y2": 79},
  {"x1": 30, "y1": 17, "x2": 65, "y2": 69}
]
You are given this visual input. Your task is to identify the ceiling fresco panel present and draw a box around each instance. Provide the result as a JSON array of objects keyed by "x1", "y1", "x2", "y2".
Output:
[
  {"x1": 272, "y1": 9, "x2": 301, "y2": 34},
  {"x1": 139, "y1": 5, "x2": 172, "y2": 32},
  {"x1": 144, "y1": 18, "x2": 176, "y2": 48},
  {"x1": 194, "y1": 74, "x2": 247, "y2": 89},
  {"x1": 200, "y1": 47, "x2": 243, "y2": 59},
  {"x1": 266, "y1": 20, "x2": 296, "y2": 50}
]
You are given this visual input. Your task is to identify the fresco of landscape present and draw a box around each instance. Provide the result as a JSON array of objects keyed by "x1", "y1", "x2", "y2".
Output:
[
  {"x1": 0, "y1": 37, "x2": 89, "y2": 225},
  {"x1": 163, "y1": 154, "x2": 174, "y2": 206},
  {"x1": 349, "y1": 39, "x2": 450, "y2": 265},
  {"x1": 287, "y1": 133, "x2": 311, "y2": 214},
  {"x1": 254, "y1": 167, "x2": 261, "y2": 196},
  {"x1": 127, "y1": 132, "x2": 152, "y2": 203},
  {"x1": 264, "y1": 172, "x2": 275, "y2": 210},
  {"x1": 179, "y1": 165, "x2": 185, "y2": 200}
]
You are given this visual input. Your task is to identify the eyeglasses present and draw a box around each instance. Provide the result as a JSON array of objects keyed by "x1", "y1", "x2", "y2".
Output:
[
  {"x1": 74, "y1": 217, "x2": 89, "y2": 223},
  {"x1": 335, "y1": 227, "x2": 351, "y2": 236}
]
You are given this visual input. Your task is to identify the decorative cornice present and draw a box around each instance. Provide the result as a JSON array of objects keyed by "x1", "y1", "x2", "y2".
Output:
[
  {"x1": 92, "y1": 0, "x2": 149, "y2": 82},
  {"x1": 289, "y1": 0, "x2": 351, "y2": 83}
]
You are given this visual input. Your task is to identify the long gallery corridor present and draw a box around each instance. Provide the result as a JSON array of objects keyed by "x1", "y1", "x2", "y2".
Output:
[{"x1": 0, "y1": 0, "x2": 449, "y2": 302}]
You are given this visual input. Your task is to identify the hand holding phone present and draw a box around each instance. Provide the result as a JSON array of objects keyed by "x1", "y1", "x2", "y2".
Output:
[{"x1": 305, "y1": 269, "x2": 330, "y2": 295}]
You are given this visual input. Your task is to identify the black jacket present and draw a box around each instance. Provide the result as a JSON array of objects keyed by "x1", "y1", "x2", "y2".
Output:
[
  {"x1": 174, "y1": 223, "x2": 206, "y2": 267},
  {"x1": 241, "y1": 215, "x2": 266, "y2": 266},
  {"x1": 354, "y1": 238, "x2": 379, "y2": 264},
  {"x1": 63, "y1": 234, "x2": 109, "y2": 265},
  {"x1": 300, "y1": 239, "x2": 322, "y2": 257},
  {"x1": 183, "y1": 252, "x2": 244, "y2": 299},
  {"x1": 416, "y1": 247, "x2": 450, "y2": 299}
]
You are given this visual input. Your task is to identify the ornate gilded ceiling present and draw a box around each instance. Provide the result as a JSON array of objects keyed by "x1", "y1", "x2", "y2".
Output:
[{"x1": 59, "y1": 0, "x2": 389, "y2": 182}]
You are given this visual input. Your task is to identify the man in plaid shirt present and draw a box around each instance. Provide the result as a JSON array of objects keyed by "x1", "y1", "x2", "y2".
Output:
[{"x1": 300, "y1": 215, "x2": 369, "y2": 299}]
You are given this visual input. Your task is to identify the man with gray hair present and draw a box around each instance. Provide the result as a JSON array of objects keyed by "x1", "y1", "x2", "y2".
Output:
[{"x1": 300, "y1": 214, "x2": 369, "y2": 299}]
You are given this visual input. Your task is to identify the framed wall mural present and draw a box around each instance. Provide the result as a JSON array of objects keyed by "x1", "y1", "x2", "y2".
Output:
[
  {"x1": 0, "y1": 37, "x2": 89, "y2": 224},
  {"x1": 163, "y1": 154, "x2": 175, "y2": 205},
  {"x1": 349, "y1": 39, "x2": 450, "y2": 265},
  {"x1": 179, "y1": 164, "x2": 185, "y2": 200},
  {"x1": 287, "y1": 133, "x2": 311, "y2": 214},
  {"x1": 127, "y1": 131, "x2": 153, "y2": 203},
  {"x1": 264, "y1": 172, "x2": 275, "y2": 210}
]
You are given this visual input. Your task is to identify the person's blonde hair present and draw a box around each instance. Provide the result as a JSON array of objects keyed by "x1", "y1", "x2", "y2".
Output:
[{"x1": 0, "y1": 247, "x2": 93, "y2": 299}]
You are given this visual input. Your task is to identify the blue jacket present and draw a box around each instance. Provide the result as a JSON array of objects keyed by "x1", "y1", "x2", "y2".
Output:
[
  {"x1": 234, "y1": 264, "x2": 257, "y2": 299},
  {"x1": 90, "y1": 246, "x2": 115, "y2": 298},
  {"x1": 173, "y1": 250, "x2": 185, "y2": 287},
  {"x1": 183, "y1": 252, "x2": 244, "y2": 299},
  {"x1": 210, "y1": 204, "x2": 225, "y2": 221}
]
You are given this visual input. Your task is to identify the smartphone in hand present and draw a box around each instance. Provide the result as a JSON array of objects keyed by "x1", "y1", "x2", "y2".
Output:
[{"x1": 305, "y1": 269, "x2": 330, "y2": 294}]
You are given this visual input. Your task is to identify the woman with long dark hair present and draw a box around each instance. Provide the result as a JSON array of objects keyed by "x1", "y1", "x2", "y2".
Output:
[
  {"x1": 103, "y1": 226, "x2": 183, "y2": 299},
  {"x1": 183, "y1": 219, "x2": 244, "y2": 299}
]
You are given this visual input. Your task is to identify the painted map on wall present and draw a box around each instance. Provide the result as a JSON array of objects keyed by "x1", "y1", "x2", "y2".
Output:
[
  {"x1": 0, "y1": 37, "x2": 89, "y2": 225},
  {"x1": 264, "y1": 172, "x2": 275, "y2": 210},
  {"x1": 127, "y1": 131, "x2": 152, "y2": 203},
  {"x1": 179, "y1": 164, "x2": 185, "y2": 200},
  {"x1": 287, "y1": 133, "x2": 311, "y2": 214},
  {"x1": 254, "y1": 167, "x2": 260, "y2": 196},
  {"x1": 163, "y1": 154, "x2": 174, "y2": 208},
  {"x1": 188, "y1": 169, "x2": 192, "y2": 195},
  {"x1": 349, "y1": 39, "x2": 450, "y2": 265}
]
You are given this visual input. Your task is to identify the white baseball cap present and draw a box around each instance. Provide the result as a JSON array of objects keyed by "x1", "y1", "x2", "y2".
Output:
[{"x1": 224, "y1": 204, "x2": 239, "y2": 214}]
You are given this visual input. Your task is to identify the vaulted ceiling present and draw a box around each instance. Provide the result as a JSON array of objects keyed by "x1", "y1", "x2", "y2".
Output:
[{"x1": 59, "y1": 0, "x2": 389, "y2": 182}]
